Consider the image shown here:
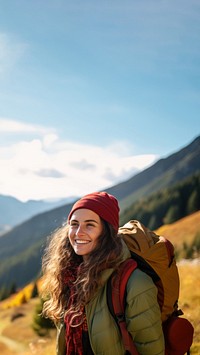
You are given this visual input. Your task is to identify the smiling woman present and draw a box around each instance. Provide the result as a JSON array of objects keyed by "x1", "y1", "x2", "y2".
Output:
[
  {"x1": 41, "y1": 191, "x2": 164, "y2": 355},
  {"x1": 68, "y1": 209, "x2": 103, "y2": 261}
]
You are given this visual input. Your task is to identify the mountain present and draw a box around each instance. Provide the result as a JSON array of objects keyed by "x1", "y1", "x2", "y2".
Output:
[
  {"x1": 0, "y1": 195, "x2": 76, "y2": 235},
  {"x1": 106, "y1": 135, "x2": 200, "y2": 209},
  {"x1": 0, "y1": 135, "x2": 199, "y2": 288},
  {"x1": 119, "y1": 170, "x2": 200, "y2": 229}
]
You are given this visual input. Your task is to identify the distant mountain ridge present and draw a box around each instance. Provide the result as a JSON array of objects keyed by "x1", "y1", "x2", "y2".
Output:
[
  {"x1": 0, "y1": 135, "x2": 199, "y2": 288},
  {"x1": 0, "y1": 195, "x2": 77, "y2": 235}
]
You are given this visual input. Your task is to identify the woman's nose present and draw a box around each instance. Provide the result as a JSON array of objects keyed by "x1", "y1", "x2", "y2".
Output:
[{"x1": 75, "y1": 225, "x2": 84, "y2": 236}]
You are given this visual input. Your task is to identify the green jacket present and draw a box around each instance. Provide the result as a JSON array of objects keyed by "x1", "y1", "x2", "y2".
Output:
[{"x1": 57, "y1": 242, "x2": 165, "y2": 355}]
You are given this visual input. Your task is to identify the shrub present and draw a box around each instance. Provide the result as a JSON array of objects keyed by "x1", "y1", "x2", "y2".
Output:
[{"x1": 32, "y1": 298, "x2": 55, "y2": 336}]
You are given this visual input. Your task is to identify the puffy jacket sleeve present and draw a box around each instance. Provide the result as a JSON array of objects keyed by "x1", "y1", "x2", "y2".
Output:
[{"x1": 126, "y1": 268, "x2": 165, "y2": 355}]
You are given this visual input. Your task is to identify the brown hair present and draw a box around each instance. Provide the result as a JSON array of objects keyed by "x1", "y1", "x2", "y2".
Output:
[{"x1": 41, "y1": 219, "x2": 123, "y2": 322}]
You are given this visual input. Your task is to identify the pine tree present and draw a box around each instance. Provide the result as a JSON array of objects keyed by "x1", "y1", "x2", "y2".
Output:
[
  {"x1": 0, "y1": 286, "x2": 9, "y2": 301},
  {"x1": 9, "y1": 282, "x2": 17, "y2": 295},
  {"x1": 187, "y1": 190, "x2": 199, "y2": 215},
  {"x1": 20, "y1": 293, "x2": 27, "y2": 304},
  {"x1": 31, "y1": 282, "x2": 39, "y2": 298},
  {"x1": 32, "y1": 298, "x2": 55, "y2": 336},
  {"x1": 163, "y1": 205, "x2": 181, "y2": 224}
]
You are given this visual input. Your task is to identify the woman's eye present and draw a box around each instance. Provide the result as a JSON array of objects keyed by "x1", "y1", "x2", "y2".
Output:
[{"x1": 70, "y1": 222, "x2": 78, "y2": 227}]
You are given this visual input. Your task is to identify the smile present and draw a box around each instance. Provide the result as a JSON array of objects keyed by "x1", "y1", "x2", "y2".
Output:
[{"x1": 75, "y1": 239, "x2": 91, "y2": 244}]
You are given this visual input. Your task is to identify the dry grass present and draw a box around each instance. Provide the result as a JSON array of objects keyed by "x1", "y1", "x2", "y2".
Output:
[
  {"x1": 155, "y1": 210, "x2": 200, "y2": 247},
  {"x1": 178, "y1": 261, "x2": 200, "y2": 355},
  {"x1": 0, "y1": 343, "x2": 16, "y2": 355},
  {"x1": 0, "y1": 298, "x2": 56, "y2": 355}
]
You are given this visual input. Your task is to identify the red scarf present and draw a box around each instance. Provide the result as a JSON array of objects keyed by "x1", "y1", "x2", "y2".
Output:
[{"x1": 64, "y1": 263, "x2": 88, "y2": 355}]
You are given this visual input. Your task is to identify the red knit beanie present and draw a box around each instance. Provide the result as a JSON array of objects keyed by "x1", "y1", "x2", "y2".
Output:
[{"x1": 68, "y1": 191, "x2": 120, "y2": 231}]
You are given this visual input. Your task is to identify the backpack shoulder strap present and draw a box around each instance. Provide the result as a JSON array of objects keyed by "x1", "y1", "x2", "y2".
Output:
[{"x1": 109, "y1": 258, "x2": 139, "y2": 355}]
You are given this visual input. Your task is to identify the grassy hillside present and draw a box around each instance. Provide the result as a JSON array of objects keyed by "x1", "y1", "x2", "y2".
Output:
[
  {"x1": 155, "y1": 210, "x2": 200, "y2": 259},
  {"x1": 0, "y1": 298, "x2": 56, "y2": 355},
  {"x1": 178, "y1": 261, "x2": 200, "y2": 354},
  {"x1": 155, "y1": 210, "x2": 200, "y2": 246}
]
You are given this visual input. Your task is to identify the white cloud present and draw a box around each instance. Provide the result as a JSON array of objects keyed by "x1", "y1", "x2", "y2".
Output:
[
  {"x1": 0, "y1": 119, "x2": 158, "y2": 201},
  {"x1": 0, "y1": 118, "x2": 54, "y2": 134}
]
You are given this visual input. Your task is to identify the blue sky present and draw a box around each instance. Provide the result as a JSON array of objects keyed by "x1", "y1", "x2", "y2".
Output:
[{"x1": 0, "y1": 0, "x2": 199, "y2": 201}]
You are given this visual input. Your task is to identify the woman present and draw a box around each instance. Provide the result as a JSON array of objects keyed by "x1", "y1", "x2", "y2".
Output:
[{"x1": 42, "y1": 191, "x2": 164, "y2": 355}]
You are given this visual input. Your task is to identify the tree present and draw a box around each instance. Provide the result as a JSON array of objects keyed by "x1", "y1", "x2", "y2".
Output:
[
  {"x1": 19, "y1": 293, "x2": 27, "y2": 304},
  {"x1": 186, "y1": 190, "x2": 199, "y2": 215},
  {"x1": 163, "y1": 205, "x2": 181, "y2": 224},
  {"x1": 32, "y1": 298, "x2": 55, "y2": 336},
  {"x1": 31, "y1": 281, "x2": 39, "y2": 298},
  {"x1": 0, "y1": 286, "x2": 9, "y2": 301},
  {"x1": 9, "y1": 282, "x2": 17, "y2": 295},
  {"x1": 147, "y1": 214, "x2": 159, "y2": 230}
]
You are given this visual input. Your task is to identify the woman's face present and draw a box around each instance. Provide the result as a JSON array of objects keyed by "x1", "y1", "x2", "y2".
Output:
[{"x1": 68, "y1": 208, "x2": 103, "y2": 261}]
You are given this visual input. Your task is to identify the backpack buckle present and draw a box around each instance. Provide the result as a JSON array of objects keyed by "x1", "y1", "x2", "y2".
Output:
[{"x1": 116, "y1": 313, "x2": 125, "y2": 323}]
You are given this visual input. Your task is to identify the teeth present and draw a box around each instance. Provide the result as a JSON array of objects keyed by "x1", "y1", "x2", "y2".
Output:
[{"x1": 75, "y1": 240, "x2": 90, "y2": 244}]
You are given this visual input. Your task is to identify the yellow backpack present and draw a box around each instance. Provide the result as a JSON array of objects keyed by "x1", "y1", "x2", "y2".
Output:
[
  {"x1": 118, "y1": 219, "x2": 179, "y2": 322},
  {"x1": 107, "y1": 220, "x2": 194, "y2": 354}
]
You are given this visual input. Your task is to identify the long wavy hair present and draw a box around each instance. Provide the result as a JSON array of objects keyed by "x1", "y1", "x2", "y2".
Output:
[{"x1": 41, "y1": 219, "x2": 123, "y2": 323}]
